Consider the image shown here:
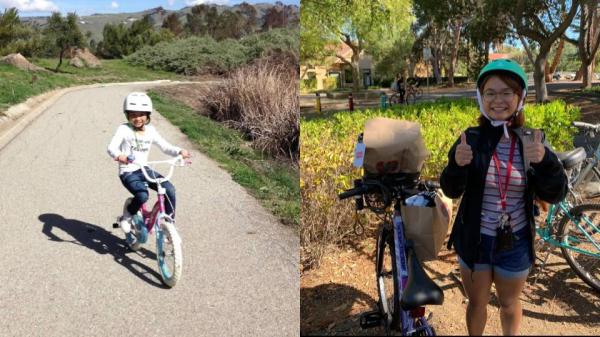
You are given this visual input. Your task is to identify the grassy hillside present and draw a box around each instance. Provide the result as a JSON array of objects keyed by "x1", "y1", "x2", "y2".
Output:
[{"x1": 0, "y1": 58, "x2": 182, "y2": 113}]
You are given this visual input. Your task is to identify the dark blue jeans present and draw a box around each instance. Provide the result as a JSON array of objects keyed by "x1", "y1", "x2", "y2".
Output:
[{"x1": 120, "y1": 168, "x2": 176, "y2": 217}]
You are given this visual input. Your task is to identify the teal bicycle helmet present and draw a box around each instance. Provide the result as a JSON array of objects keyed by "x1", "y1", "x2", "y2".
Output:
[
  {"x1": 477, "y1": 58, "x2": 527, "y2": 91},
  {"x1": 475, "y1": 59, "x2": 528, "y2": 138}
]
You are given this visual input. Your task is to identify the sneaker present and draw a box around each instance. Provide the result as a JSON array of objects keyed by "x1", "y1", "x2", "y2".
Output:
[
  {"x1": 120, "y1": 210, "x2": 133, "y2": 234},
  {"x1": 125, "y1": 232, "x2": 138, "y2": 247}
]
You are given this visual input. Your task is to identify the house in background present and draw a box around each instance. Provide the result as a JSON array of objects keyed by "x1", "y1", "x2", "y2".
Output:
[
  {"x1": 489, "y1": 52, "x2": 511, "y2": 60},
  {"x1": 301, "y1": 43, "x2": 374, "y2": 90}
]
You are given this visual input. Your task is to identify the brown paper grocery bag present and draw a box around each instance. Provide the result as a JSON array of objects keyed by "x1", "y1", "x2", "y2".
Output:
[
  {"x1": 363, "y1": 118, "x2": 430, "y2": 175},
  {"x1": 401, "y1": 190, "x2": 453, "y2": 261}
]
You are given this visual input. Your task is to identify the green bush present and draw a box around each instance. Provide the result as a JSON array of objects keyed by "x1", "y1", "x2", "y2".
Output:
[
  {"x1": 125, "y1": 28, "x2": 298, "y2": 75},
  {"x1": 323, "y1": 76, "x2": 338, "y2": 90},
  {"x1": 300, "y1": 98, "x2": 580, "y2": 268},
  {"x1": 301, "y1": 77, "x2": 317, "y2": 92}
]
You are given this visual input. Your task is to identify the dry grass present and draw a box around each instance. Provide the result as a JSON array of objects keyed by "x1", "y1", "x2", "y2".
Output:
[{"x1": 199, "y1": 53, "x2": 299, "y2": 161}]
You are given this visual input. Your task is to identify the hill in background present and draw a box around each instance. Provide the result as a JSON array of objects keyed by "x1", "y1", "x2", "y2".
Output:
[{"x1": 20, "y1": 3, "x2": 298, "y2": 43}]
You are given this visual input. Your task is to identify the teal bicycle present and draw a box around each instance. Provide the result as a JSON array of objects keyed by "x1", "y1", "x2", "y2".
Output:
[{"x1": 533, "y1": 142, "x2": 600, "y2": 292}]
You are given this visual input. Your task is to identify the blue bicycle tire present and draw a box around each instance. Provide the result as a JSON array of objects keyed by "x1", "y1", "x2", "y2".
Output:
[
  {"x1": 557, "y1": 203, "x2": 600, "y2": 292},
  {"x1": 156, "y1": 219, "x2": 183, "y2": 288}
]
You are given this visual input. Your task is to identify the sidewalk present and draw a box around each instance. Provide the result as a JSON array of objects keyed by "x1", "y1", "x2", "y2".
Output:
[{"x1": 300, "y1": 85, "x2": 477, "y2": 114}]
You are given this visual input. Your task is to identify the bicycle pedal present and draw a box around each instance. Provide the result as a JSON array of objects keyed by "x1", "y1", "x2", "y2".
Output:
[{"x1": 359, "y1": 310, "x2": 382, "y2": 329}]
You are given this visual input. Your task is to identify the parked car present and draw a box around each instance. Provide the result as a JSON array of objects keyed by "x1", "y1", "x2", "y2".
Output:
[{"x1": 564, "y1": 72, "x2": 576, "y2": 80}]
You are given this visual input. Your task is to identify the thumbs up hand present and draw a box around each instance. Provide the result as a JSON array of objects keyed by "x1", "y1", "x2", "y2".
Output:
[
  {"x1": 525, "y1": 130, "x2": 546, "y2": 164},
  {"x1": 455, "y1": 132, "x2": 473, "y2": 167}
]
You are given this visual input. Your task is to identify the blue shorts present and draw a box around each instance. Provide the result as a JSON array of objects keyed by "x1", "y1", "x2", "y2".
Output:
[{"x1": 458, "y1": 226, "x2": 533, "y2": 279}]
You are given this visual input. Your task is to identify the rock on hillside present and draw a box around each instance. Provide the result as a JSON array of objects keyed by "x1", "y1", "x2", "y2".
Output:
[
  {"x1": 67, "y1": 48, "x2": 102, "y2": 68},
  {"x1": 0, "y1": 53, "x2": 47, "y2": 72}
]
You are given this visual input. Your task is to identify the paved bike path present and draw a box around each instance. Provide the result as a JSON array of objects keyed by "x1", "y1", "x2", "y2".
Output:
[{"x1": 0, "y1": 83, "x2": 299, "y2": 336}]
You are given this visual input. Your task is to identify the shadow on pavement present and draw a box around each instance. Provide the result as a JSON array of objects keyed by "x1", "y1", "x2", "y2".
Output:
[{"x1": 39, "y1": 213, "x2": 168, "y2": 289}]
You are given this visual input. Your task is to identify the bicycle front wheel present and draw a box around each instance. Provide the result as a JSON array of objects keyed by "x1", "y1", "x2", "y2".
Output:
[
  {"x1": 557, "y1": 203, "x2": 600, "y2": 292},
  {"x1": 156, "y1": 219, "x2": 183, "y2": 288},
  {"x1": 376, "y1": 225, "x2": 401, "y2": 334}
]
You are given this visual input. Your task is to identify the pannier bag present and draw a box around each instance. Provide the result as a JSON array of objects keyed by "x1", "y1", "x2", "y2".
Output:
[
  {"x1": 401, "y1": 189, "x2": 453, "y2": 261},
  {"x1": 363, "y1": 117, "x2": 430, "y2": 175}
]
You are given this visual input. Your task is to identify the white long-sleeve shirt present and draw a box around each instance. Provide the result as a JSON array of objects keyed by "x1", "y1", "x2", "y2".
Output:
[{"x1": 107, "y1": 123, "x2": 181, "y2": 175}]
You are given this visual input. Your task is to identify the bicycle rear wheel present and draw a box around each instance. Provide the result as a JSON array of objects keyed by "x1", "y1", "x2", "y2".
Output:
[
  {"x1": 156, "y1": 219, "x2": 183, "y2": 288},
  {"x1": 406, "y1": 92, "x2": 416, "y2": 105},
  {"x1": 376, "y1": 225, "x2": 401, "y2": 334},
  {"x1": 389, "y1": 94, "x2": 401, "y2": 106},
  {"x1": 416, "y1": 88, "x2": 423, "y2": 99},
  {"x1": 557, "y1": 203, "x2": 600, "y2": 292}
]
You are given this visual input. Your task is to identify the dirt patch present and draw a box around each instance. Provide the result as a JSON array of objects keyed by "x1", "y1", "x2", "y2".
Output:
[
  {"x1": 301, "y1": 225, "x2": 600, "y2": 336},
  {"x1": 0, "y1": 53, "x2": 46, "y2": 72},
  {"x1": 152, "y1": 80, "x2": 221, "y2": 113}
]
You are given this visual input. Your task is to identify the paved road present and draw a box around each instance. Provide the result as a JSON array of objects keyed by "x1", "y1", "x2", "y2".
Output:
[{"x1": 0, "y1": 83, "x2": 299, "y2": 336}]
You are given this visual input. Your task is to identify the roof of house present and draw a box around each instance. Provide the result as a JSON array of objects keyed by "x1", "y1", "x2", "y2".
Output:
[{"x1": 489, "y1": 53, "x2": 511, "y2": 60}]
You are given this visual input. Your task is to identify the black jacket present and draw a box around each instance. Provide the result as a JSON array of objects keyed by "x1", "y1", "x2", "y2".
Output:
[{"x1": 440, "y1": 120, "x2": 568, "y2": 269}]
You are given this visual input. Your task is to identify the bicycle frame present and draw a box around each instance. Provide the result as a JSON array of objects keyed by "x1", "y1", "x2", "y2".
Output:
[
  {"x1": 538, "y1": 202, "x2": 600, "y2": 258},
  {"x1": 129, "y1": 156, "x2": 185, "y2": 239},
  {"x1": 391, "y1": 201, "x2": 434, "y2": 335}
]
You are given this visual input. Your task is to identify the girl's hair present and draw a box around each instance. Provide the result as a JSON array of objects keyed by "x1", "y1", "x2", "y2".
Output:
[{"x1": 477, "y1": 72, "x2": 525, "y2": 128}]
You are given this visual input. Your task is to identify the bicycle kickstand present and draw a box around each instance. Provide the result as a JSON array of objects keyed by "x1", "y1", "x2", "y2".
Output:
[{"x1": 531, "y1": 240, "x2": 553, "y2": 287}]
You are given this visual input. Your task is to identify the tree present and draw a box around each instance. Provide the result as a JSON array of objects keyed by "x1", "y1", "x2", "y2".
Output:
[
  {"x1": 185, "y1": 4, "x2": 218, "y2": 37},
  {"x1": 301, "y1": 0, "x2": 413, "y2": 92},
  {"x1": 564, "y1": 0, "x2": 600, "y2": 88},
  {"x1": 45, "y1": 12, "x2": 84, "y2": 71},
  {"x1": 214, "y1": 10, "x2": 245, "y2": 40},
  {"x1": 546, "y1": 38, "x2": 565, "y2": 82},
  {"x1": 238, "y1": 2, "x2": 258, "y2": 35},
  {"x1": 0, "y1": 7, "x2": 37, "y2": 56},
  {"x1": 162, "y1": 12, "x2": 183, "y2": 37},
  {"x1": 509, "y1": 0, "x2": 580, "y2": 102},
  {"x1": 413, "y1": 0, "x2": 474, "y2": 87},
  {"x1": 262, "y1": 2, "x2": 285, "y2": 31},
  {"x1": 100, "y1": 22, "x2": 128, "y2": 58}
]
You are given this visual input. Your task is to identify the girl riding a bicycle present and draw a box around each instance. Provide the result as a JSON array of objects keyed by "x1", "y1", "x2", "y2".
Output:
[
  {"x1": 107, "y1": 92, "x2": 191, "y2": 239},
  {"x1": 440, "y1": 59, "x2": 568, "y2": 335}
]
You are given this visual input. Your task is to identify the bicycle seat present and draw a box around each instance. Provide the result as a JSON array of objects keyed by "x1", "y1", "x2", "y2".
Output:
[
  {"x1": 400, "y1": 240, "x2": 444, "y2": 310},
  {"x1": 556, "y1": 147, "x2": 586, "y2": 170}
]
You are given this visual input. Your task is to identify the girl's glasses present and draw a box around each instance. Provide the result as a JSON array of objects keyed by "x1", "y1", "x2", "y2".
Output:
[{"x1": 483, "y1": 90, "x2": 515, "y2": 102}]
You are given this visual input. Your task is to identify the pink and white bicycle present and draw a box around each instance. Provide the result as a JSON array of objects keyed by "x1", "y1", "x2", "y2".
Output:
[{"x1": 113, "y1": 155, "x2": 190, "y2": 288}]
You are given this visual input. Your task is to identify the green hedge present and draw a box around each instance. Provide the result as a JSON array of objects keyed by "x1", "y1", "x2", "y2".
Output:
[{"x1": 302, "y1": 98, "x2": 579, "y2": 182}]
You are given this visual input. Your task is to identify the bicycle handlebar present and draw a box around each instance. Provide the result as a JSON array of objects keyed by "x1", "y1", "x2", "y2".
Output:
[
  {"x1": 573, "y1": 121, "x2": 600, "y2": 132},
  {"x1": 338, "y1": 185, "x2": 370, "y2": 200},
  {"x1": 338, "y1": 179, "x2": 440, "y2": 200},
  {"x1": 127, "y1": 155, "x2": 190, "y2": 184}
]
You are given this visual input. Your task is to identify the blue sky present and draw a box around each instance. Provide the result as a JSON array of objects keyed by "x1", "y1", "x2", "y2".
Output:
[{"x1": 1, "y1": 0, "x2": 299, "y2": 17}]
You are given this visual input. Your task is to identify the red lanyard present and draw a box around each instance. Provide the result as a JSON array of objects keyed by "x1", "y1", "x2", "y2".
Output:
[{"x1": 492, "y1": 136, "x2": 517, "y2": 211}]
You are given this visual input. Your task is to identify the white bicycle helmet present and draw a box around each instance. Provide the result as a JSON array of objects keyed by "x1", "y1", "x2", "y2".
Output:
[{"x1": 123, "y1": 92, "x2": 153, "y2": 116}]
